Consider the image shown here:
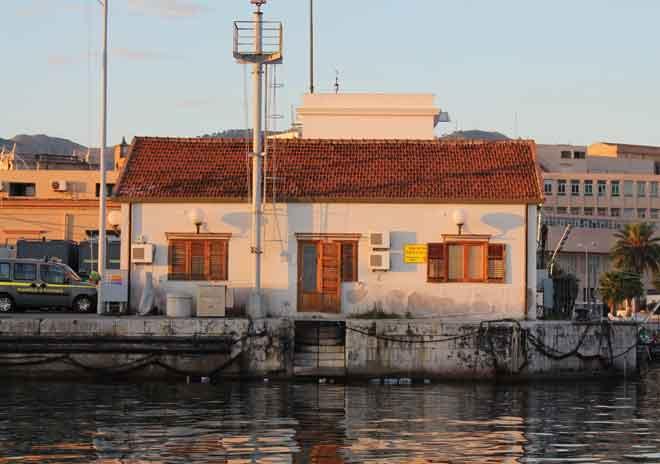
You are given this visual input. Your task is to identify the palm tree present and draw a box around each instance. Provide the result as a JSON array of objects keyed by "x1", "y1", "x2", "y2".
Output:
[
  {"x1": 611, "y1": 222, "x2": 660, "y2": 275},
  {"x1": 599, "y1": 271, "x2": 644, "y2": 316},
  {"x1": 611, "y1": 222, "x2": 660, "y2": 314}
]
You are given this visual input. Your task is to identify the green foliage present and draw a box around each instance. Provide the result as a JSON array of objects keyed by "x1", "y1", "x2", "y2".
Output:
[
  {"x1": 599, "y1": 271, "x2": 644, "y2": 312},
  {"x1": 611, "y1": 222, "x2": 660, "y2": 275}
]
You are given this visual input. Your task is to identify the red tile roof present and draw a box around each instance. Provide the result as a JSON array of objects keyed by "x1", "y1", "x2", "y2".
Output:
[{"x1": 114, "y1": 137, "x2": 543, "y2": 204}]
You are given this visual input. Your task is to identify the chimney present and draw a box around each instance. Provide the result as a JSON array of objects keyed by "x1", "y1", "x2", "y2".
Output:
[{"x1": 114, "y1": 137, "x2": 129, "y2": 171}]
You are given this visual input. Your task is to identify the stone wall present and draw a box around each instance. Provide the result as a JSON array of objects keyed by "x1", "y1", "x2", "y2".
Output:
[{"x1": 0, "y1": 317, "x2": 639, "y2": 381}]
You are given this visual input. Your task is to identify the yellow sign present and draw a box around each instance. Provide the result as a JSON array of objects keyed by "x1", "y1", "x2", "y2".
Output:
[{"x1": 404, "y1": 244, "x2": 428, "y2": 264}]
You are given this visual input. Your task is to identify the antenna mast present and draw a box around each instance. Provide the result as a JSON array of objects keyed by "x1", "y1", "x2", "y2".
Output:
[
  {"x1": 234, "y1": 0, "x2": 283, "y2": 318},
  {"x1": 309, "y1": 0, "x2": 314, "y2": 93}
]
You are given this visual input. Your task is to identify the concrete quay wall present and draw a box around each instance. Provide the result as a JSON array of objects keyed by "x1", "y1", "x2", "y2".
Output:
[
  {"x1": 345, "y1": 320, "x2": 638, "y2": 380},
  {"x1": 0, "y1": 317, "x2": 638, "y2": 381}
]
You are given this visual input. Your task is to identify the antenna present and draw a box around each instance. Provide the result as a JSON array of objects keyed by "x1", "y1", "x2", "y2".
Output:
[
  {"x1": 334, "y1": 69, "x2": 340, "y2": 94},
  {"x1": 309, "y1": 0, "x2": 314, "y2": 93},
  {"x1": 234, "y1": 0, "x2": 283, "y2": 318}
]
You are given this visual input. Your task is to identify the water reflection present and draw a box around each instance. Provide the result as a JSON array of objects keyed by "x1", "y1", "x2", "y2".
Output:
[{"x1": 1, "y1": 370, "x2": 660, "y2": 462}]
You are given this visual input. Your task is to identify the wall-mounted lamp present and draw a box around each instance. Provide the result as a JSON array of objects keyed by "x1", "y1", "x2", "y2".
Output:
[
  {"x1": 453, "y1": 209, "x2": 466, "y2": 235},
  {"x1": 107, "y1": 210, "x2": 122, "y2": 233},
  {"x1": 188, "y1": 208, "x2": 205, "y2": 234}
]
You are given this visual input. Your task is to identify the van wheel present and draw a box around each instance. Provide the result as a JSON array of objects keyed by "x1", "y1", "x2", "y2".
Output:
[
  {"x1": 73, "y1": 296, "x2": 94, "y2": 314},
  {"x1": 0, "y1": 295, "x2": 15, "y2": 314}
]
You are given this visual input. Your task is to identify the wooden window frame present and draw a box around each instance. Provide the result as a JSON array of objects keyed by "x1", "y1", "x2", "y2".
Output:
[
  {"x1": 166, "y1": 234, "x2": 229, "y2": 282},
  {"x1": 427, "y1": 242, "x2": 506, "y2": 284},
  {"x1": 340, "y1": 241, "x2": 358, "y2": 282}
]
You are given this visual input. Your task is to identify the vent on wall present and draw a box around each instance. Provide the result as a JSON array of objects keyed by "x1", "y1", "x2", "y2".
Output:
[
  {"x1": 369, "y1": 251, "x2": 390, "y2": 271},
  {"x1": 369, "y1": 231, "x2": 390, "y2": 249}
]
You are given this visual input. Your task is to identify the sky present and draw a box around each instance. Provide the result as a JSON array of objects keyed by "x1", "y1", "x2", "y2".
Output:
[{"x1": 2, "y1": 0, "x2": 660, "y2": 147}]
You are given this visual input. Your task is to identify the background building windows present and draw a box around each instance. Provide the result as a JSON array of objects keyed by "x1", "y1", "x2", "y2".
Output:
[
  {"x1": 570, "y1": 207, "x2": 581, "y2": 215},
  {"x1": 638, "y1": 209, "x2": 647, "y2": 219},
  {"x1": 543, "y1": 207, "x2": 554, "y2": 214},
  {"x1": 623, "y1": 208, "x2": 634, "y2": 218},
  {"x1": 611, "y1": 181, "x2": 620, "y2": 197},
  {"x1": 557, "y1": 180, "x2": 566, "y2": 196},
  {"x1": 544, "y1": 180, "x2": 553, "y2": 195},
  {"x1": 561, "y1": 150, "x2": 572, "y2": 159},
  {"x1": 571, "y1": 180, "x2": 580, "y2": 196},
  {"x1": 584, "y1": 207, "x2": 594, "y2": 216},
  {"x1": 584, "y1": 180, "x2": 593, "y2": 196},
  {"x1": 611, "y1": 208, "x2": 621, "y2": 217},
  {"x1": 597, "y1": 207, "x2": 607, "y2": 216},
  {"x1": 624, "y1": 180, "x2": 633, "y2": 197},
  {"x1": 651, "y1": 182, "x2": 659, "y2": 197},
  {"x1": 597, "y1": 180, "x2": 607, "y2": 196},
  {"x1": 9, "y1": 183, "x2": 36, "y2": 197},
  {"x1": 573, "y1": 151, "x2": 586, "y2": 159},
  {"x1": 651, "y1": 209, "x2": 659, "y2": 219},
  {"x1": 638, "y1": 181, "x2": 646, "y2": 197},
  {"x1": 557, "y1": 207, "x2": 568, "y2": 214}
]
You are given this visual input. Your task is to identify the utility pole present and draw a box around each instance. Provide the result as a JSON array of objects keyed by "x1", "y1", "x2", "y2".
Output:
[
  {"x1": 309, "y1": 0, "x2": 314, "y2": 94},
  {"x1": 233, "y1": 1, "x2": 283, "y2": 318},
  {"x1": 97, "y1": 0, "x2": 109, "y2": 315}
]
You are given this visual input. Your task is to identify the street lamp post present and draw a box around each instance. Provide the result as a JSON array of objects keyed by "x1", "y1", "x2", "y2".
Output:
[{"x1": 96, "y1": 0, "x2": 109, "y2": 315}]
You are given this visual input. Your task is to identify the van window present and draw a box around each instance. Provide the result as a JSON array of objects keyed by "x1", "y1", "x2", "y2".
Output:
[
  {"x1": 40, "y1": 264, "x2": 66, "y2": 285},
  {"x1": 0, "y1": 263, "x2": 9, "y2": 280},
  {"x1": 14, "y1": 263, "x2": 37, "y2": 281}
]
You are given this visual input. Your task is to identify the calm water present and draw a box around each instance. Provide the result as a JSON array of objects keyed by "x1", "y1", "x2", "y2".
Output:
[{"x1": 3, "y1": 370, "x2": 660, "y2": 463}]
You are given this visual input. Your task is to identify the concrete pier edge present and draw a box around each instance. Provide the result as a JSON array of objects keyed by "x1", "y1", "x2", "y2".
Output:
[{"x1": 0, "y1": 316, "x2": 639, "y2": 381}]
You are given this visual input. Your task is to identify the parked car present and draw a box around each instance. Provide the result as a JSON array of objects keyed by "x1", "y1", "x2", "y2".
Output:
[{"x1": 0, "y1": 258, "x2": 97, "y2": 313}]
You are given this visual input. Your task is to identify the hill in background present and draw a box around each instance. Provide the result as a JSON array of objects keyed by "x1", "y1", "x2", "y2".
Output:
[
  {"x1": 440, "y1": 130, "x2": 510, "y2": 141},
  {"x1": 0, "y1": 134, "x2": 86, "y2": 155}
]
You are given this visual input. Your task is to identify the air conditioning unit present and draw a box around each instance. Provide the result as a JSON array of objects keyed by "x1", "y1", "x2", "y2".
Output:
[
  {"x1": 369, "y1": 231, "x2": 390, "y2": 249},
  {"x1": 369, "y1": 251, "x2": 390, "y2": 271},
  {"x1": 51, "y1": 180, "x2": 68, "y2": 192},
  {"x1": 131, "y1": 243, "x2": 154, "y2": 264}
]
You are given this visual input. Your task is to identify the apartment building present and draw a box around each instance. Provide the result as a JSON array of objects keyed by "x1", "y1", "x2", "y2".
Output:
[
  {"x1": 539, "y1": 143, "x2": 660, "y2": 302},
  {"x1": 0, "y1": 142, "x2": 128, "y2": 245}
]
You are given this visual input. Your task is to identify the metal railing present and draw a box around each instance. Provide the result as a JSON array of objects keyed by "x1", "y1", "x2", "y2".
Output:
[{"x1": 233, "y1": 21, "x2": 283, "y2": 62}]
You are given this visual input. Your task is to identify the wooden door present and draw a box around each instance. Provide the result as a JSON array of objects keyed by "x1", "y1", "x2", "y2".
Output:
[
  {"x1": 320, "y1": 242, "x2": 340, "y2": 313},
  {"x1": 298, "y1": 241, "x2": 341, "y2": 313}
]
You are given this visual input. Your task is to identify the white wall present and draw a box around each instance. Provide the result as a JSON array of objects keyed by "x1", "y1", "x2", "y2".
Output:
[
  {"x1": 297, "y1": 93, "x2": 440, "y2": 140},
  {"x1": 127, "y1": 202, "x2": 534, "y2": 320}
]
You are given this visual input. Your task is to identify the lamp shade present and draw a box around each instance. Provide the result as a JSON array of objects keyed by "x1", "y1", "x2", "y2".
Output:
[
  {"x1": 107, "y1": 210, "x2": 122, "y2": 229},
  {"x1": 452, "y1": 209, "x2": 466, "y2": 226},
  {"x1": 187, "y1": 208, "x2": 205, "y2": 226}
]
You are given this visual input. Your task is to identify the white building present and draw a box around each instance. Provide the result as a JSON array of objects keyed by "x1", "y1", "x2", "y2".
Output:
[
  {"x1": 115, "y1": 137, "x2": 542, "y2": 320},
  {"x1": 296, "y1": 93, "x2": 442, "y2": 140}
]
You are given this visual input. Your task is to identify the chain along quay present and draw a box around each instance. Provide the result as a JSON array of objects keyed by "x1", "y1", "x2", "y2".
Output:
[{"x1": 0, "y1": 315, "x2": 640, "y2": 381}]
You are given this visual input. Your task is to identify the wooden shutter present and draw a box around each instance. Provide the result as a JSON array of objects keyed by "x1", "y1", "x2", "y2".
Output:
[
  {"x1": 488, "y1": 244, "x2": 506, "y2": 283},
  {"x1": 340, "y1": 242, "x2": 357, "y2": 282},
  {"x1": 190, "y1": 241, "x2": 205, "y2": 280},
  {"x1": 209, "y1": 240, "x2": 228, "y2": 281},
  {"x1": 168, "y1": 240, "x2": 188, "y2": 280},
  {"x1": 427, "y1": 243, "x2": 446, "y2": 282},
  {"x1": 321, "y1": 242, "x2": 341, "y2": 313}
]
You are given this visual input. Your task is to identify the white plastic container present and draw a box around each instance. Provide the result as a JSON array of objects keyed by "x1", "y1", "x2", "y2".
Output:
[{"x1": 166, "y1": 293, "x2": 193, "y2": 318}]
